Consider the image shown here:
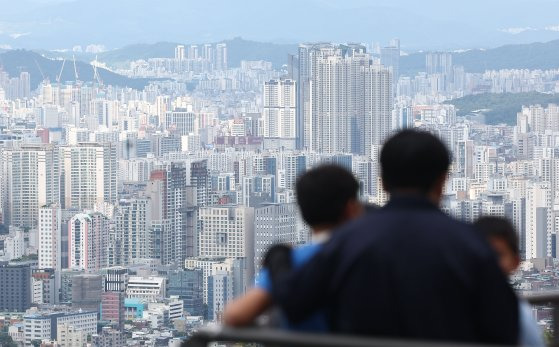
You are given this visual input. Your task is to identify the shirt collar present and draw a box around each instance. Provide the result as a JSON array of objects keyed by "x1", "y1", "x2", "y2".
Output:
[{"x1": 384, "y1": 194, "x2": 439, "y2": 211}]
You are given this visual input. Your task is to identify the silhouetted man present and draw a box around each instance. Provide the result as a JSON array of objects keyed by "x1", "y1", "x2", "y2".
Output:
[{"x1": 270, "y1": 130, "x2": 519, "y2": 344}]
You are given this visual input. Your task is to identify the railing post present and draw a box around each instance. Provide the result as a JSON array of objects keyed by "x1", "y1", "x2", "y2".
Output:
[{"x1": 553, "y1": 301, "x2": 559, "y2": 347}]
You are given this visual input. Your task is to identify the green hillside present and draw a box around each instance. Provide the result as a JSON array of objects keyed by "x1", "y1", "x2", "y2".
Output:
[
  {"x1": 0, "y1": 50, "x2": 153, "y2": 90},
  {"x1": 444, "y1": 92, "x2": 559, "y2": 125}
]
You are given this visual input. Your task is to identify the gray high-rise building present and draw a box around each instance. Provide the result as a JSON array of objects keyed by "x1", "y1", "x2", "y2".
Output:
[
  {"x1": 215, "y1": 43, "x2": 228, "y2": 70},
  {"x1": 149, "y1": 163, "x2": 197, "y2": 264},
  {"x1": 253, "y1": 203, "x2": 297, "y2": 274},
  {"x1": 380, "y1": 39, "x2": 400, "y2": 87},
  {"x1": 71, "y1": 274, "x2": 103, "y2": 313},
  {"x1": 19, "y1": 71, "x2": 31, "y2": 99},
  {"x1": 60, "y1": 269, "x2": 83, "y2": 304},
  {"x1": 297, "y1": 43, "x2": 393, "y2": 155},
  {"x1": 426, "y1": 51, "x2": 453, "y2": 76},
  {"x1": 167, "y1": 269, "x2": 204, "y2": 316},
  {"x1": 425, "y1": 51, "x2": 453, "y2": 92},
  {"x1": 153, "y1": 134, "x2": 181, "y2": 157},
  {"x1": 116, "y1": 198, "x2": 152, "y2": 265},
  {"x1": 0, "y1": 262, "x2": 31, "y2": 312},
  {"x1": 191, "y1": 160, "x2": 209, "y2": 207},
  {"x1": 295, "y1": 43, "x2": 329, "y2": 149}
]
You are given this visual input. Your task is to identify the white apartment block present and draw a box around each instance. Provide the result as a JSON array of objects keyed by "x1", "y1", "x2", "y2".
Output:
[
  {"x1": 262, "y1": 79, "x2": 296, "y2": 139},
  {"x1": 4, "y1": 227, "x2": 25, "y2": 260},
  {"x1": 526, "y1": 182, "x2": 553, "y2": 259},
  {"x1": 68, "y1": 212, "x2": 109, "y2": 271},
  {"x1": 198, "y1": 206, "x2": 254, "y2": 277},
  {"x1": 24, "y1": 311, "x2": 97, "y2": 346},
  {"x1": 165, "y1": 109, "x2": 198, "y2": 136},
  {"x1": 38, "y1": 204, "x2": 62, "y2": 271},
  {"x1": 60, "y1": 143, "x2": 117, "y2": 210},
  {"x1": 1, "y1": 144, "x2": 60, "y2": 228}
]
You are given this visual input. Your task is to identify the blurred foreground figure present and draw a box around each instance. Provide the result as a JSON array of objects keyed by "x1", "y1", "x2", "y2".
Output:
[
  {"x1": 271, "y1": 130, "x2": 519, "y2": 344},
  {"x1": 224, "y1": 165, "x2": 365, "y2": 329},
  {"x1": 475, "y1": 216, "x2": 544, "y2": 347}
]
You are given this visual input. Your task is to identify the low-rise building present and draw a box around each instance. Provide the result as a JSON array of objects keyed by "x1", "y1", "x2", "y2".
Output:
[
  {"x1": 100, "y1": 291, "x2": 124, "y2": 329},
  {"x1": 57, "y1": 323, "x2": 88, "y2": 347},
  {"x1": 8, "y1": 323, "x2": 25, "y2": 344},
  {"x1": 126, "y1": 275, "x2": 166, "y2": 302},
  {"x1": 91, "y1": 326, "x2": 126, "y2": 347},
  {"x1": 23, "y1": 310, "x2": 97, "y2": 345}
]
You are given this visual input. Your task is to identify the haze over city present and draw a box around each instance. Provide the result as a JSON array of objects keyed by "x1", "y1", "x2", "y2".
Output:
[{"x1": 2, "y1": 0, "x2": 559, "y2": 49}]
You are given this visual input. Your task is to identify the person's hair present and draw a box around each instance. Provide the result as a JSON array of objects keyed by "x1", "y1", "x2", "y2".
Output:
[
  {"x1": 380, "y1": 130, "x2": 451, "y2": 193},
  {"x1": 474, "y1": 216, "x2": 519, "y2": 256},
  {"x1": 295, "y1": 164, "x2": 359, "y2": 227}
]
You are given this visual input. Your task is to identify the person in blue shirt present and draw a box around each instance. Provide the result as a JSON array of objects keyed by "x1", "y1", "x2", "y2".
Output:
[
  {"x1": 475, "y1": 216, "x2": 545, "y2": 347},
  {"x1": 223, "y1": 164, "x2": 365, "y2": 330}
]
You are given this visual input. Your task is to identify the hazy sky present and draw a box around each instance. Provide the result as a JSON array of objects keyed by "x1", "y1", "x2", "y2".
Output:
[{"x1": 1, "y1": 0, "x2": 559, "y2": 50}]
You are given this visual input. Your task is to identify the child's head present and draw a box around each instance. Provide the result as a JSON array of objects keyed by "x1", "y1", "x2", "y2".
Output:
[
  {"x1": 296, "y1": 164, "x2": 362, "y2": 233},
  {"x1": 474, "y1": 216, "x2": 520, "y2": 275}
]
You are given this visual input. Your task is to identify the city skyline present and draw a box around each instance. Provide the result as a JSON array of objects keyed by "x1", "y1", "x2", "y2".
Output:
[{"x1": 0, "y1": 2, "x2": 558, "y2": 344}]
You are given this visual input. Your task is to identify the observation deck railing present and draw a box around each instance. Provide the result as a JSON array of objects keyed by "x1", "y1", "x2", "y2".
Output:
[{"x1": 181, "y1": 291, "x2": 559, "y2": 347}]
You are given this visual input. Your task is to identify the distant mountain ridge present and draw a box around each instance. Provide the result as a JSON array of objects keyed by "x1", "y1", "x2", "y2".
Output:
[
  {"x1": 99, "y1": 38, "x2": 298, "y2": 69},
  {"x1": 40, "y1": 38, "x2": 298, "y2": 69},
  {"x1": 400, "y1": 39, "x2": 559, "y2": 75},
  {"x1": 4, "y1": 38, "x2": 559, "y2": 92},
  {"x1": 0, "y1": 50, "x2": 154, "y2": 90},
  {"x1": 88, "y1": 38, "x2": 559, "y2": 74}
]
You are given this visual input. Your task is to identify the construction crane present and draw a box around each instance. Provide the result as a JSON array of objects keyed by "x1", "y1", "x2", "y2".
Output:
[
  {"x1": 33, "y1": 58, "x2": 46, "y2": 82},
  {"x1": 72, "y1": 54, "x2": 79, "y2": 82},
  {"x1": 92, "y1": 55, "x2": 103, "y2": 86},
  {"x1": 56, "y1": 58, "x2": 66, "y2": 85}
]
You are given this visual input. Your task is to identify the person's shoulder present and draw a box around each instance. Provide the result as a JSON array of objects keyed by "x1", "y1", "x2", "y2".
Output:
[
  {"x1": 438, "y1": 214, "x2": 496, "y2": 258},
  {"x1": 442, "y1": 214, "x2": 477, "y2": 232},
  {"x1": 292, "y1": 243, "x2": 322, "y2": 266},
  {"x1": 327, "y1": 212, "x2": 377, "y2": 243}
]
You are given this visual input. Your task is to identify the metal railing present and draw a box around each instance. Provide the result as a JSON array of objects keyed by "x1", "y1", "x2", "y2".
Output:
[
  {"x1": 181, "y1": 292, "x2": 559, "y2": 347},
  {"x1": 524, "y1": 290, "x2": 559, "y2": 346},
  {"x1": 181, "y1": 326, "x2": 506, "y2": 347}
]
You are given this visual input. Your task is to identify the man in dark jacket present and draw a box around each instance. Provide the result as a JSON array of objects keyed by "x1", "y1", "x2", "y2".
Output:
[{"x1": 270, "y1": 130, "x2": 519, "y2": 345}]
